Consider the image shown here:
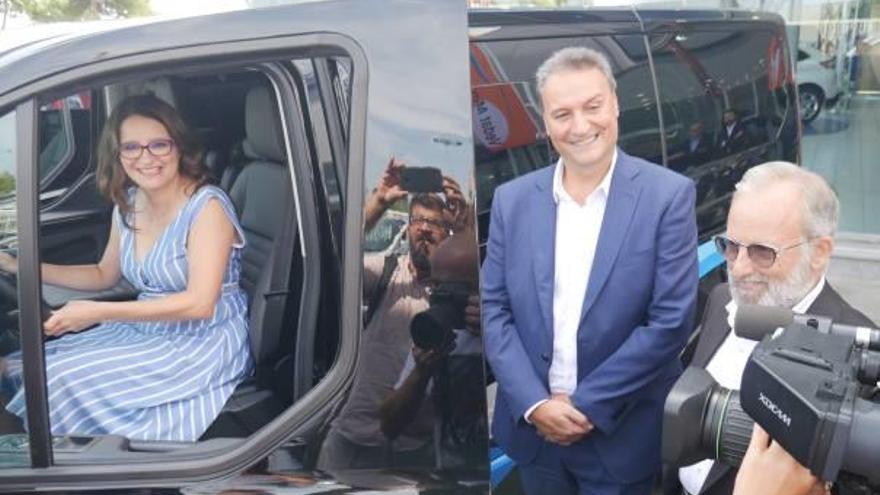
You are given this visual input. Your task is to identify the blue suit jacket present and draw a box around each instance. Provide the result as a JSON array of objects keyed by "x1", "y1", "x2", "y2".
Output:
[{"x1": 481, "y1": 150, "x2": 698, "y2": 483}]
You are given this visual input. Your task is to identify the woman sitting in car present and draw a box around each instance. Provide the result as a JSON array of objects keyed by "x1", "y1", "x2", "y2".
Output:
[{"x1": 0, "y1": 94, "x2": 253, "y2": 442}]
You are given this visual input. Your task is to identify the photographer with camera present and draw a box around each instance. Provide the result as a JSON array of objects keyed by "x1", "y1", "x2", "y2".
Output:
[
  {"x1": 379, "y1": 230, "x2": 485, "y2": 468},
  {"x1": 674, "y1": 162, "x2": 874, "y2": 495},
  {"x1": 318, "y1": 158, "x2": 471, "y2": 471}
]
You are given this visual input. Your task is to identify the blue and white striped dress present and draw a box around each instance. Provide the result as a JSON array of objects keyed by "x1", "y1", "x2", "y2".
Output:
[{"x1": 3, "y1": 185, "x2": 253, "y2": 441}]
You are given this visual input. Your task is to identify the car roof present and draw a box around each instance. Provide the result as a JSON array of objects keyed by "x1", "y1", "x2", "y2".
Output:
[
  {"x1": 0, "y1": 18, "x2": 152, "y2": 56},
  {"x1": 468, "y1": 8, "x2": 784, "y2": 27},
  {"x1": 0, "y1": 4, "x2": 340, "y2": 102},
  {"x1": 0, "y1": 5, "x2": 785, "y2": 102}
]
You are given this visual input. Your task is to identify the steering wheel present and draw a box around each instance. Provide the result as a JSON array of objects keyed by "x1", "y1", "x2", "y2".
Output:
[{"x1": 0, "y1": 271, "x2": 53, "y2": 322}]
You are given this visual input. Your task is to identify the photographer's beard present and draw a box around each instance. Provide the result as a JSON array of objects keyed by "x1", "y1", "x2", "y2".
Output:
[
  {"x1": 729, "y1": 246, "x2": 817, "y2": 309},
  {"x1": 410, "y1": 232, "x2": 438, "y2": 280}
]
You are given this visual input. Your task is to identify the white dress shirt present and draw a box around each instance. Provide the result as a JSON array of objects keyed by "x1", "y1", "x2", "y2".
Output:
[
  {"x1": 725, "y1": 123, "x2": 736, "y2": 137},
  {"x1": 524, "y1": 150, "x2": 618, "y2": 421},
  {"x1": 679, "y1": 276, "x2": 826, "y2": 494}
]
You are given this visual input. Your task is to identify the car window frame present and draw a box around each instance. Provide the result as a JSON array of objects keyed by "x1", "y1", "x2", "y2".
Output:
[
  {"x1": 14, "y1": 97, "x2": 54, "y2": 468},
  {"x1": 0, "y1": 33, "x2": 367, "y2": 490}
]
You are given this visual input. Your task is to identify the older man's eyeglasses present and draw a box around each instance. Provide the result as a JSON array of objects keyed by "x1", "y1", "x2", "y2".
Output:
[
  {"x1": 118, "y1": 139, "x2": 175, "y2": 160},
  {"x1": 713, "y1": 235, "x2": 811, "y2": 269}
]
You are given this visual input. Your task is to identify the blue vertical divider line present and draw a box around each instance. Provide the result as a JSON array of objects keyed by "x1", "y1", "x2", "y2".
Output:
[
  {"x1": 488, "y1": 239, "x2": 725, "y2": 488},
  {"x1": 490, "y1": 447, "x2": 516, "y2": 488},
  {"x1": 698, "y1": 238, "x2": 725, "y2": 278}
]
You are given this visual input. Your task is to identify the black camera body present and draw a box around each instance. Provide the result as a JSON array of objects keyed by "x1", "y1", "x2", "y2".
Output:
[
  {"x1": 410, "y1": 281, "x2": 471, "y2": 352},
  {"x1": 664, "y1": 306, "x2": 880, "y2": 490},
  {"x1": 740, "y1": 325, "x2": 880, "y2": 484}
]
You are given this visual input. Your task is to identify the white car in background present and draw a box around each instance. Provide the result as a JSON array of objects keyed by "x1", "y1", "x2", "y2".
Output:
[
  {"x1": 796, "y1": 45, "x2": 842, "y2": 123},
  {"x1": 364, "y1": 210, "x2": 408, "y2": 256}
]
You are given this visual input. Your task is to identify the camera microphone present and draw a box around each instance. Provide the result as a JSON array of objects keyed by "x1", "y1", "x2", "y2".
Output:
[
  {"x1": 733, "y1": 304, "x2": 792, "y2": 340},
  {"x1": 735, "y1": 304, "x2": 880, "y2": 351}
]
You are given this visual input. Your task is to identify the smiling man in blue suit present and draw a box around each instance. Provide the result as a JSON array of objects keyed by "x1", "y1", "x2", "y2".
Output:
[{"x1": 481, "y1": 47, "x2": 699, "y2": 494}]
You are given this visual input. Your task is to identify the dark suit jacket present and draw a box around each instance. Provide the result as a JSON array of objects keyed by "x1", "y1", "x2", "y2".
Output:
[
  {"x1": 670, "y1": 135, "x2": 713, "y2": 172},
  {"x1": 481, "y1": 150, "x2": 698, "y2": 483},
  {"x1": 688, "y1": 282, "x2": 875, "y2": 495},
  {"x1": 716, "y1": 123, "x2": 749, "y2": 155}
]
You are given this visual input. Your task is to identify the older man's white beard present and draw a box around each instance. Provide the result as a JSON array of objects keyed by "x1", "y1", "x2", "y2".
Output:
[{"x1": 729, "y1": 254, "x2": 816, "y2": 309}]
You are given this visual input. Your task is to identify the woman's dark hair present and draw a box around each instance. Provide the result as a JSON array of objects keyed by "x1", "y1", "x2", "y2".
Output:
[{"x1": 96, "y1": 94, "x2": 211, "y2": 228}]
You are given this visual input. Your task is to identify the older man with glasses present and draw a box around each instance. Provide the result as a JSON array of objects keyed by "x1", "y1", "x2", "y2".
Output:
[{"x1": 675, "y1": 161, "x2": 875, "y2": 495}]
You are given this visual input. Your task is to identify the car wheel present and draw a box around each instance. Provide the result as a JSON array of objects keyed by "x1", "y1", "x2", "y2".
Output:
[{"x1": 799, "y1": 84, "x2": 824, "y2": 123}]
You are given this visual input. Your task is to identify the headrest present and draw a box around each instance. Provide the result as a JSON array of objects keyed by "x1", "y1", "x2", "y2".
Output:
[
  {"x1": 105, "y1": 78, "x2": 176, "y2": 112},
  {"x1": 244, "y1": 85, "x2": 286, "y2": 163}
]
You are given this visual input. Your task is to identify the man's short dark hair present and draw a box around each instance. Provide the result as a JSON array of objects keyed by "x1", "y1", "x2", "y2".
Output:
[{"x1": 409, "y1": 193, "x2": 445, "y2": 217}]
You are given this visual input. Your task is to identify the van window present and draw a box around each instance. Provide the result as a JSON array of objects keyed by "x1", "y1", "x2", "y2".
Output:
[
  {"x1": 651, "y1": 26, "x2": 793, "y2": 236},
  {"x1": 38, "y1": 93, "x2": 93, "y2": 201},
  {"x1": 470, "y1": 34, "x2": 661, "y2": 248},
  {"x1": 330, "y1": 56, "x2": 352, "y2": 139},
  {"x1": 0, "y1": 112, "x2": 15, "y2": 199},
  {"x1": 652, "y1": 28, "x2": 790, "y2": 166},
  {"x1": 0, "y1": 108, "x2": 28, "y2": 468},
  {"x1": 297, "y1": 56, "x2": 349, "y2": 247}
]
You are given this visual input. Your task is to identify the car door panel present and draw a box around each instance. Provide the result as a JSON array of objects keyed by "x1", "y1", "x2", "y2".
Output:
[{"x1": 0, "y1": 0, "x2": 478, "y2": 491}]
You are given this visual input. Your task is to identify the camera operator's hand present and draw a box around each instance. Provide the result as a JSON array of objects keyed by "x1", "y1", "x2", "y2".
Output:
[
  {"x1": 377, "y1": 157, "x2": 408, "y2": 204},
  {"x1": 734, "y1": 425, "x2": 830, "y2": 495},
  {"x1": 464, "y1": 294, "x2": 480, "y2": 337},
  {"x1": 380, "y1": 340, "x2": 455, "y2": 440},
  {"x1": 412, "y1": 340, "x2": 453, "y2": 377},
  {"x1": 365, "y1": 157, "x2": 408, "y2": 231},
  {"x1": 442, "y1": 176, "x2": 472, "y2": 232},
  {"x1": 530, "y1": 395, "x2": 593, "y2": 446}
]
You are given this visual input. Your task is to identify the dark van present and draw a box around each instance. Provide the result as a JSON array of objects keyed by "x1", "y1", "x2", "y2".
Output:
[{"x1": 0, "y1": 1, "x2": 796, "y2": 493}]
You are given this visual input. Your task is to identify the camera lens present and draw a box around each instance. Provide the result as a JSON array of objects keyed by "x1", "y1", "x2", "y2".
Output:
[
  {"x1": 663, "y1": 366, "x2": 752, "y2": 467},
  {"x1": 702, "y1": 388, "x2": 753, "y2": 467}
]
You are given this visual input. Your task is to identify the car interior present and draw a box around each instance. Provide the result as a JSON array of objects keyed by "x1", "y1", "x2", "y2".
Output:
[{"x1": 0, "y1": 62, "x2": 340, "y2": 443}]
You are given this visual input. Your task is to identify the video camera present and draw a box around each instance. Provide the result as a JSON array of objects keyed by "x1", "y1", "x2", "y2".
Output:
[
  {"x1": 663, "y1": 305, "x2": 880, "y2": 492},
  {"x1": 410, "y1": 281, "x2": 471, "y2": 352}
]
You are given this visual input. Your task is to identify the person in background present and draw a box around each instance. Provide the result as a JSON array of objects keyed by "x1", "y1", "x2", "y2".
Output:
[
  {"x1": 716, "y1": 108, "x2": 749, "y2": 155},
  {"x1": 318, "y1": 159, "x2": 473, "y2": 470},
  {"x1": 380, "y1": 230, "x2": 484, "y2": 468}
]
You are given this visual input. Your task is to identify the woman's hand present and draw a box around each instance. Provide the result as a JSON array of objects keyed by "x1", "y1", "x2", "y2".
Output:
[
  {"x1": 44, "y1": 300, "x2": 104, "y2": 337},
  {"x1": 0, "y1": 252, "x2": 18, "y2": 274}
]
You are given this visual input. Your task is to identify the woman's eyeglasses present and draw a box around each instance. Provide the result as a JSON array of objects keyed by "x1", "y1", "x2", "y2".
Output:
[
  {"x1": 713, "y1": 235, "x2": 810, "y2": 269},
  {"x1": 118, "y1": 138, "x2": 175, "y2": 160}
]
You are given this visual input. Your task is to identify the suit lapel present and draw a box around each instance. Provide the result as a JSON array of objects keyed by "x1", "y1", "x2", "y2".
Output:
[
  {"x1": 805, "y1": 283, "x2": 844, "y2": 321},
  {"x1": 700, "y1": 461, "x2": 733, "y2": 494},
  {"x1": 691, "y1": 286, "x2": 732, "y2": 367},
  {"x1": 693, "y1": 321, "x2": 731, "y2": 368},
  {"x1": 579, "y1": 152, "x2": 640, "y2": 323},
  {"x1": 532, "y1": 166, "x2": 557, "y2": 340}
]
